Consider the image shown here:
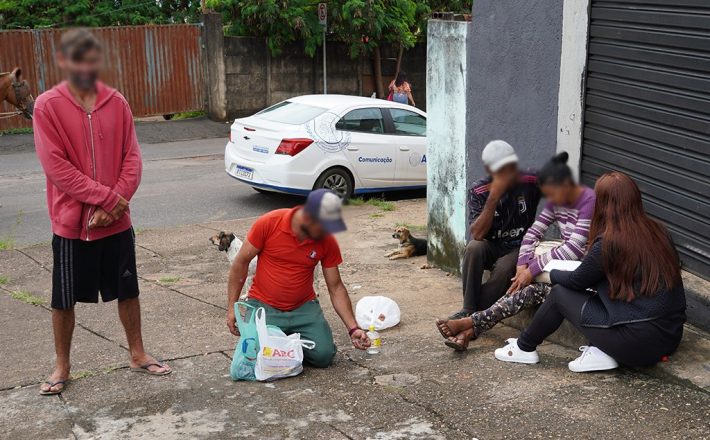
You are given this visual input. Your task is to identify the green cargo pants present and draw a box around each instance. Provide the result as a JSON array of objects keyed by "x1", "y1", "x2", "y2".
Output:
[{"x1": 247, "y1": 298, "x2": 337, "y2": 368}]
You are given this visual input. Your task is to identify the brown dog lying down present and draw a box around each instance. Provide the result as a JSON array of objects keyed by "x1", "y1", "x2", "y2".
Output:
[{"x1": 384, "y1": 226, "x2": 427, "y2": 260}]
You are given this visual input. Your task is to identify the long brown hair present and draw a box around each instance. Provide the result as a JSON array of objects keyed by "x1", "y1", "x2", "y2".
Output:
[{"x1": 588, "y1": 172, "x2": 681, "y2": 301}]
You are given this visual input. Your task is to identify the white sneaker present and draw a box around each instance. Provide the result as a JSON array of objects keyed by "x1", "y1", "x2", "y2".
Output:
[
  {"x1": 568, "y1": 346, "x2": 619, "y2": 373},
  {"x1": 494, "y1": 338, "x2": 540, "y2": 364}
]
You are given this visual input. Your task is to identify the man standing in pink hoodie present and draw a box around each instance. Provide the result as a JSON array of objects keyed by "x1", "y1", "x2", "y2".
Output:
[{"x1": 33, "y1": 29, "x2": 171, "y2": 395}]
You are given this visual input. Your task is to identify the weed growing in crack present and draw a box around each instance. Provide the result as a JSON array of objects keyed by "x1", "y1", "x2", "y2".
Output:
[{"x1": 10, "y1": 290, "x2": 44, "y2": 306}]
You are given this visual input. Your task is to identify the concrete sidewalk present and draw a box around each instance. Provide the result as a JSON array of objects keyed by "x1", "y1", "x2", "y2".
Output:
[{"x1": 0, "y1": 199, "x2": 708, "y2": 439}]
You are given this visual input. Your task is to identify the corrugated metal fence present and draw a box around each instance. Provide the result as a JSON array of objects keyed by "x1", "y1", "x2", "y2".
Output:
[{"x1": 0, "y1": 24, "x2": 204, "y2": 131}]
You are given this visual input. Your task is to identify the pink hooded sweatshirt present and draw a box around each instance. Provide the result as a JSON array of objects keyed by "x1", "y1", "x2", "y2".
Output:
[{"x1": 33, "y1": 81, "x2": 142, "y2": 241}]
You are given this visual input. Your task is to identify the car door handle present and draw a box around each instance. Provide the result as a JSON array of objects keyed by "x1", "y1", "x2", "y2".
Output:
[{"x1": 399, "y1": 146, "x2": 410, "y2": 151}]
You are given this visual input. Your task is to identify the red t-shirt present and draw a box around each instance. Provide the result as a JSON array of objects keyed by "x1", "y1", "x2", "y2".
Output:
[{"x1": 246, "y1": 207, "x2": 343, "y2": 311}]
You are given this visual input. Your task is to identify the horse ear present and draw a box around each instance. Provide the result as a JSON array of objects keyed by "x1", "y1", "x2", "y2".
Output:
[{"x1": 11, "y1": 68, "x2": 22, "y2": 81}]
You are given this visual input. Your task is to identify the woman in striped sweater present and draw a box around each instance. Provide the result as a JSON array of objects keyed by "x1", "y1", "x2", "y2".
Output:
[{"x1": 436, "y1": 152, "x2": 596, "y2": 351}]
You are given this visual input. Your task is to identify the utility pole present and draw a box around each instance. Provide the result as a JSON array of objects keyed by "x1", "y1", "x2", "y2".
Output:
[{"x1": 318, "y1": 3, "x2": 327, "y2": 94}]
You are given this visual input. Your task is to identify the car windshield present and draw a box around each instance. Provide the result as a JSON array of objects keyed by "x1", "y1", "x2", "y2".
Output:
[{"x1": 254, "y1": 101, "x2": 327, "y2": 125}]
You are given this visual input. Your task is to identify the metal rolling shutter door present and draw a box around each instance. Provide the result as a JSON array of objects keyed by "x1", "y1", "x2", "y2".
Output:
[{"x1": 581, "y1": 0, "x2": 710, "y2": 278}]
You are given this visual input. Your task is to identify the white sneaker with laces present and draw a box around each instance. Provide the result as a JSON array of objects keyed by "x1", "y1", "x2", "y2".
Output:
[
  {"x1": 494, "y1": 338, "x2": 539, "y2": 364},
  {"x1": 568, "y1": 346, "x2": 619, "y2": 373}
]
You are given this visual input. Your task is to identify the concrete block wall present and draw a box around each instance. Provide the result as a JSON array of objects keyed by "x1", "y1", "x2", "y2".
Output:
[
  {"x1": 221, "y1": 37, "x2": 426, "y2": 120},
  {"x1": 203, "y1": 13, "x2": 227, "y2": 121},
  {"x1": 310, "y1": 43, "x2": 361, "y2": 98},
  {"x1": 224, "y1": 37, "x2": 269, "y2": 118},
  {"x1": 360, "y1": 44, "x2": 428, "y2": 110}
]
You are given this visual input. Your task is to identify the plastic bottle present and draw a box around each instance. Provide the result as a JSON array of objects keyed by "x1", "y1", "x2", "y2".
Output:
[{"x1": 366, "y1": 325, "x2": 381, "y2": 355}]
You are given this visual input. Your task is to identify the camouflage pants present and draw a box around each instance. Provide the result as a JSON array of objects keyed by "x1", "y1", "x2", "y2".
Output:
[{"x1": 471, "y1": 283, "x2": 551, "y2": 335}]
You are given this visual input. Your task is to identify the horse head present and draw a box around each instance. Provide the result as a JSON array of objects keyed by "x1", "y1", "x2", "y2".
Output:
[{"x1": 2, "y1": 68, "x2": 35, "y2": 119}]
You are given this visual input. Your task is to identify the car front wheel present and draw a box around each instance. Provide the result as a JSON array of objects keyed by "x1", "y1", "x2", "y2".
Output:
[{"x1": 314, "y1": 168, "x2": 353, "y2": 199}]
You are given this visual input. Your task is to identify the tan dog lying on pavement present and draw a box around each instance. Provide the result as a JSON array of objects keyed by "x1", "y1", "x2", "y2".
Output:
[{"x1": 384, "y1": 226, "x2": 428, "y2": 260}]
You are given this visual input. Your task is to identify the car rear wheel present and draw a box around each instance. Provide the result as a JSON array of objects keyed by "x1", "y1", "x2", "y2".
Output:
[{"x1": 314, "y1": 168, "x2": 353, "y2": 199}]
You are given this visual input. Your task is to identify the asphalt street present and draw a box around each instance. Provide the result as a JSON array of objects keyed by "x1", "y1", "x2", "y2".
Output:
[
  {"x1": 0, "y1": 118, "x2": 425, "y2": 247},
  {"x1": 0, "y1": 136, "x2": 304, "y2": 247}
]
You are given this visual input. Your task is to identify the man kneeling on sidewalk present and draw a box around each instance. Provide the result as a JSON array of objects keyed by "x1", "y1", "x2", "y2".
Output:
[{"x1": 226, "y1": 190, "x2": 370, "y2": 367}]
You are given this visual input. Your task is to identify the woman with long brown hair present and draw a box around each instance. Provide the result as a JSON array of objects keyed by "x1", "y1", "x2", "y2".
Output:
[{"x1": 492, "y1": 172, "x2": 686, "y2": 372}]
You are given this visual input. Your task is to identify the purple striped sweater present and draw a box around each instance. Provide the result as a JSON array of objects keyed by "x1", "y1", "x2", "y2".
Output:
[{"x1": 517, "y1": 186, "x2": 596, "y2": 277}]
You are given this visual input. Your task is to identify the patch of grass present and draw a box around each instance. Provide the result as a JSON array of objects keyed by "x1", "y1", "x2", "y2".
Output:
[
  {"x1": 0, "y1": 210, "x2": 25, "y2": 250},
  {"x1": 0, "y1": 275, "x2": 8, "y2": 285},
  {"x1": 0, "y1": 127, "x2": 33, "y2": 135},
  {"x1": 133, "y1": 227, "x2": 145, "y2": 235},
  {"x1": 71, "y1": 370, "x2": 93, "y2": 380},
  {"x1": 368, "y1": 199, "x2": 395, "y2": 211},
  {"x1": 172, "y1": 110, "x2": 206, "y2": 120},
  {"x1": 158, "y1": 276, "x2": 180, "y2": 284},
  {"x1": 102, "y1": 365, "x2": 122, "y2": 374},
  {"x1": 347, "y1": 197, "x2": 395, "y2": 212},
  {"x1": 71, "y1": 366, "x2": 121, "y2": 380},
  {"x1": 369, "y1": 213, "x2": 384, "y2": 219},
  {"x1": 0, "y1": 238, "x2": 14, "y2": 250},
  {"x1": 10, "y1": 290, "x2": 44, "y2": 306}
]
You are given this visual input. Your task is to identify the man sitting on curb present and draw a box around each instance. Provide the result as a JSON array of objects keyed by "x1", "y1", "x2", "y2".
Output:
[
  {"x1": 449, "y1": 140, "x2": 542, "y2": 319},
  {"x1": 226, "y1": 189, "x2": 370, "y2": 367}
]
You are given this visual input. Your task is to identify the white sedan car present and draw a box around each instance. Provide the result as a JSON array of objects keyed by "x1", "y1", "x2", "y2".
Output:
[{"x1": 224, "y1": 95, "x2": 427, "y2": 198}]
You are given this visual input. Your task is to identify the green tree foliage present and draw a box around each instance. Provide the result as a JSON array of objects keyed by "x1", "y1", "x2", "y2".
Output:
[
  {"x1": 327, "y1": 0, "x2": 422, "y2": 96},
  {"x1": 206, "y1": 0, "x2": 471, "y2": 58},
  {"x1": 1, "y1": 0, "x2": 471, "y2": 94},
  {"x1": 0, "y1": 0, "x2": 201, "y2": 30},
  {"x1": 206, "y1": 0, "x2": 323, "y2": 56},
  {"x1": 331, "y1": 0, "x2": 419, "y2": 58}
]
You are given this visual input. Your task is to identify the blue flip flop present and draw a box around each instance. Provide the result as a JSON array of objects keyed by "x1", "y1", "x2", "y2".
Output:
[
  {"x1": 39, "y1": 380, "x2": 67, "y2": 395},
  {"x1": 130, "y1": 362, "x2": 172, "y2": 376}
]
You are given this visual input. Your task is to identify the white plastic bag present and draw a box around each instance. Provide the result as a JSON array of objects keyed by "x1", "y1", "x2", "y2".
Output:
[
  {"x1": 356, "y1": 296, "x2": 401, "y2": 331},
  {"x1": 254, "y1": 308, "x2": 315, "y2": 382}
]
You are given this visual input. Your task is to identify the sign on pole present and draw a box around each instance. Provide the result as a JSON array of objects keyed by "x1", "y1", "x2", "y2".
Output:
[
  {"x1": 319, "y1": 3, "x2": 327, "y2": 94},
  {"x1": 318, "y1": 3, "x2": 327, "y2": 26}
]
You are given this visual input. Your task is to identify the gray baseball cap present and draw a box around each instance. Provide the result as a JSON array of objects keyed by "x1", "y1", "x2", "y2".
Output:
[
  {"x1": 482, "y1": 140, "x2": 519, "y2": 172},
  {"x1": 304, "y1": 189, "x2": 347, "y2": 233}
]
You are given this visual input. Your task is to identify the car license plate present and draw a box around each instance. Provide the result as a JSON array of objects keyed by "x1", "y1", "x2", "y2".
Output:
[{"x1": 233, "y1": 164, "x2": 253, "y2": 180}]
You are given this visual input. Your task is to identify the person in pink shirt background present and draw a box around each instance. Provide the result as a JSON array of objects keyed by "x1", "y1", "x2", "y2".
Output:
[{"x1": 387, "y1": 71, "x2": 416, "y2": 106}]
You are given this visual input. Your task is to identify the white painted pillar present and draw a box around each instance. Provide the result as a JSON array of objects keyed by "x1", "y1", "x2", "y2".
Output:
[
  {"x1": 556, "y1": 0, "x2": 591, "y2": 179},
  {"x1": 426, "y1": 20, "x2": 471, "y2": 273}
]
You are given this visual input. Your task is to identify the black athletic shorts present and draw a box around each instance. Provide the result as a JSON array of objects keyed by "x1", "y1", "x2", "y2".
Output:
[{"x1": 51, "y1": 227, "x2": 139, "y2": 310}]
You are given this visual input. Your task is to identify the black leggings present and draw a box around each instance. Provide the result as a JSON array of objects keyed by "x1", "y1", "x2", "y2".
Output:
[{"x1": 517, "y1": 285, "x2": 682, "y2": 367}]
